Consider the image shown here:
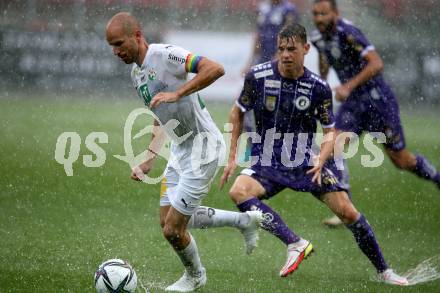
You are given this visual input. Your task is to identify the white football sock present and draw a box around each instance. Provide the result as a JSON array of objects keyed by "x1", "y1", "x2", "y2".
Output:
[
  {"x1": 187, "y1": 206, "x2": 250, "y2": 229},
  {"x1": 175, "y1": 233, "x2": 203, "y2": 277}
]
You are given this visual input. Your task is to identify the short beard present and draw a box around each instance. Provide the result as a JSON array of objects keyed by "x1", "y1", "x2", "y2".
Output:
[{"x1": 323, "y1": 21, "x2": 336, "y2": 36}]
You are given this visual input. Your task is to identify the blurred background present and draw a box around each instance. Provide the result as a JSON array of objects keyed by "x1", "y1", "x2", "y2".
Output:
[{"x1": 1, "y1": 0, "x2": 439, "y2": 104}]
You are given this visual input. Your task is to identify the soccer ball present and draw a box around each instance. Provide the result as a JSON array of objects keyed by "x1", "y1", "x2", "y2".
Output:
[{"x1": 94, "y1": 259, "x2": 137, "y2": 293}]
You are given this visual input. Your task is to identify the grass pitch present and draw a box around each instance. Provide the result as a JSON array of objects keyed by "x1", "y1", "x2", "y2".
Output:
[{"x1": 0, "y1": 97, "x2": 439, "y2": 292}]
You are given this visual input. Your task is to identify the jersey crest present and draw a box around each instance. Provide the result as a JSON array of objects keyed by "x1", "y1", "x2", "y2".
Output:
[
  {"x1": 295, "y1": 96, "x2": 311, "y2": 110},
  {"x1": 265, "y1": 95, "x2": 277, "y2": 111},
  {"x1": 148, "y1": 68, "x2": 157, "y2": 81}
]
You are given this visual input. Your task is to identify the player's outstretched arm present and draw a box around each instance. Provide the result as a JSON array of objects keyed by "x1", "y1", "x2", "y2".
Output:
[
  {"x1": 150, "y1": 58, "x2": 224, "y2": 108},
  {"x1": 220, "y1": 105, "x2": 244, "y2": 190}
]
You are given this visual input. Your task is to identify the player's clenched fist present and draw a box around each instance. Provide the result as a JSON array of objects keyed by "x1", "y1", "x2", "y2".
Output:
[{"x1": 130, "y1": 160, "x2": 154, "y2": 181}]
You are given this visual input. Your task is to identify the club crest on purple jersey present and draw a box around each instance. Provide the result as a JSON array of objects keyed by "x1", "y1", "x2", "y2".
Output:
[
  {"x1": 295, "y1": 96, "x2": 311, "y2": 110},
  {"x1": 265, "y1": 95, "x2": 277, "y2": 111}
]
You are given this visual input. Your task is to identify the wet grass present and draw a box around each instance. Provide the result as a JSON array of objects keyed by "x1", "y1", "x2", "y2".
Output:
[{"x1": 0, "y1": 97, "x2": 439, "y2": 292}]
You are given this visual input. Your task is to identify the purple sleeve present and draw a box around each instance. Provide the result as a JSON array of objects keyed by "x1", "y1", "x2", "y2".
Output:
[
  {"x1": 236, "y1": 72, "x2": 256, "y2": 112},
  {"x1": 344, "y1": 22, "x2": 375, "y2": 57},
  {"x1": 315, "y1": 83, "x2": 335, "y2": 128}
]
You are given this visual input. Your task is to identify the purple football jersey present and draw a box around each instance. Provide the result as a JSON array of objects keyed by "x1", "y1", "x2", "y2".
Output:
[
  {"x1": 311, "y1": 18, "x2": 405, "y2": 151},
  {"x1": 311, "y1": 18, "x2": 393, "y2": 97},
  {"x1": 236, "y1": 60, "x2": 334, "y2": 170}
]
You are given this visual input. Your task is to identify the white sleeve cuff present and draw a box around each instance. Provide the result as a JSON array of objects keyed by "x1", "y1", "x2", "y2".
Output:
[
  {"x1": 322, "y1": 123, "x2": 335, "y2": 129},
  {"x1": 361, "y1": 45, "x2": 375, "y2": 57},
  {"x1": 235, "y1": 100, "x2": 247, "y2": 112}
]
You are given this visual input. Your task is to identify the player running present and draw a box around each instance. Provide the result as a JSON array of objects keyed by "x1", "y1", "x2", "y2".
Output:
[
  {"x1": 106, "y1": 12, "x2": 262, "y2": 292},
  {"x1": 311, "y1": 0, "x2": 440, "y2": 227},
  {"x1": 220, "y1": 23, "x2": 408, "y2": 285}
]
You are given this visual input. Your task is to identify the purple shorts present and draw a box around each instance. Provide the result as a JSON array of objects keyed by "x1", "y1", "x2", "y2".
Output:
[
  {"x1": 335, "y1": 93, "x2": 406, "y2": 151},
  {"x1": 241, "y1": 159, "x2": 349, "y2": 200}
]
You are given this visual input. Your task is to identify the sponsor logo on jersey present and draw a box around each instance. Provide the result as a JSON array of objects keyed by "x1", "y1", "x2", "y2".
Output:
[
  {"x1": 299, "y1": 81, "x2": 312, "y2": 88},
  {"x1": 252, "y1": 62, "x2": 271, "y2": 72},
  {"x1": 265, "y1": 79, "x2": 281, "y2": 89},
  {"x1": 138, "y1": 81, "x2": 168, "y2": 106},
  {"x1": 282, "y1": 82, "x2": 294, "y2": 93},
  {"x1": 138, "y1": 84, "x2": 152, "y2": 106},
  {"x1": 168, "y1": 53, "x2": 185, "y2": 64},
  {"x1": 265, "y1": 95, "x2": 277, "y2": 111},
  {"x1": 298, "y1": 88, "x2": 310, "y2": 95},
  {"x1": 265, "y1": 89, "x2": 280, "y2": 95},
  {"x1": 254, "y1": 69, "x2": 274, "y2": 79},
  {"x1": 295, "y1": 96, "x2": 311, "y2": 110}
]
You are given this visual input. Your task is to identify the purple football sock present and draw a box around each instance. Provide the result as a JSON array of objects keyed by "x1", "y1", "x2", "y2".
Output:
[
  {"x1": 237, "y1": 197, "x2": 300, "y2": 245},
  {"x1": 414, "y1": 155, "x2": 440, "y2": 187},
  {"x1": 346, "y1": 214, "x2": 388, "y2": 273}
]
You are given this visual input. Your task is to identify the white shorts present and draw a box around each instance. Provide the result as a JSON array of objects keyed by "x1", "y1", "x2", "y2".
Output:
[{"x1": 159, "y1": 154, "x2": 219, "y2": 216}]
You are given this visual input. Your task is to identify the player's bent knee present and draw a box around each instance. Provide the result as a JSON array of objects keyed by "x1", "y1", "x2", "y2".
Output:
[
  {"x1": 388, "y1": 151, "x2": 416, "y2": 170},
  {"x1": 229, "y1": 186, "x2": 250, "y2": 203},
  {"x1": 332, "y1": 198, "x2": 359, "y2": 224},
  {"x1": 339, "y1": 206, "x2": 359, "y2": 224},
  {"x1": 162, "y1": 225, "x2": 183, "y2": 243},
  {"x1": 342, "y1": 211, "x2": 359, "y2": 224},
  {"x1": 390, "y1": 157, "x2": 407, "y2": 170}
]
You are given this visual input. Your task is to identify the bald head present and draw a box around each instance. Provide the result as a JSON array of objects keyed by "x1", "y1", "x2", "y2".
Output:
[
  {"x1": 106, "y1": 12, "x2": 141, "y2": 37},
  {"x1": 106, "y1": 12, "x2": 147, "y2": 66}
]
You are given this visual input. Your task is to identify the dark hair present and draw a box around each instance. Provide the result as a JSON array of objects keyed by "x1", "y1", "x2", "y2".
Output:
[
  {"x1": 278, "y1": 23, "x2": 307, "y2": 44},
  {"x1": 314, "y1": 0, "x2": 338, "y2": 11}
]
